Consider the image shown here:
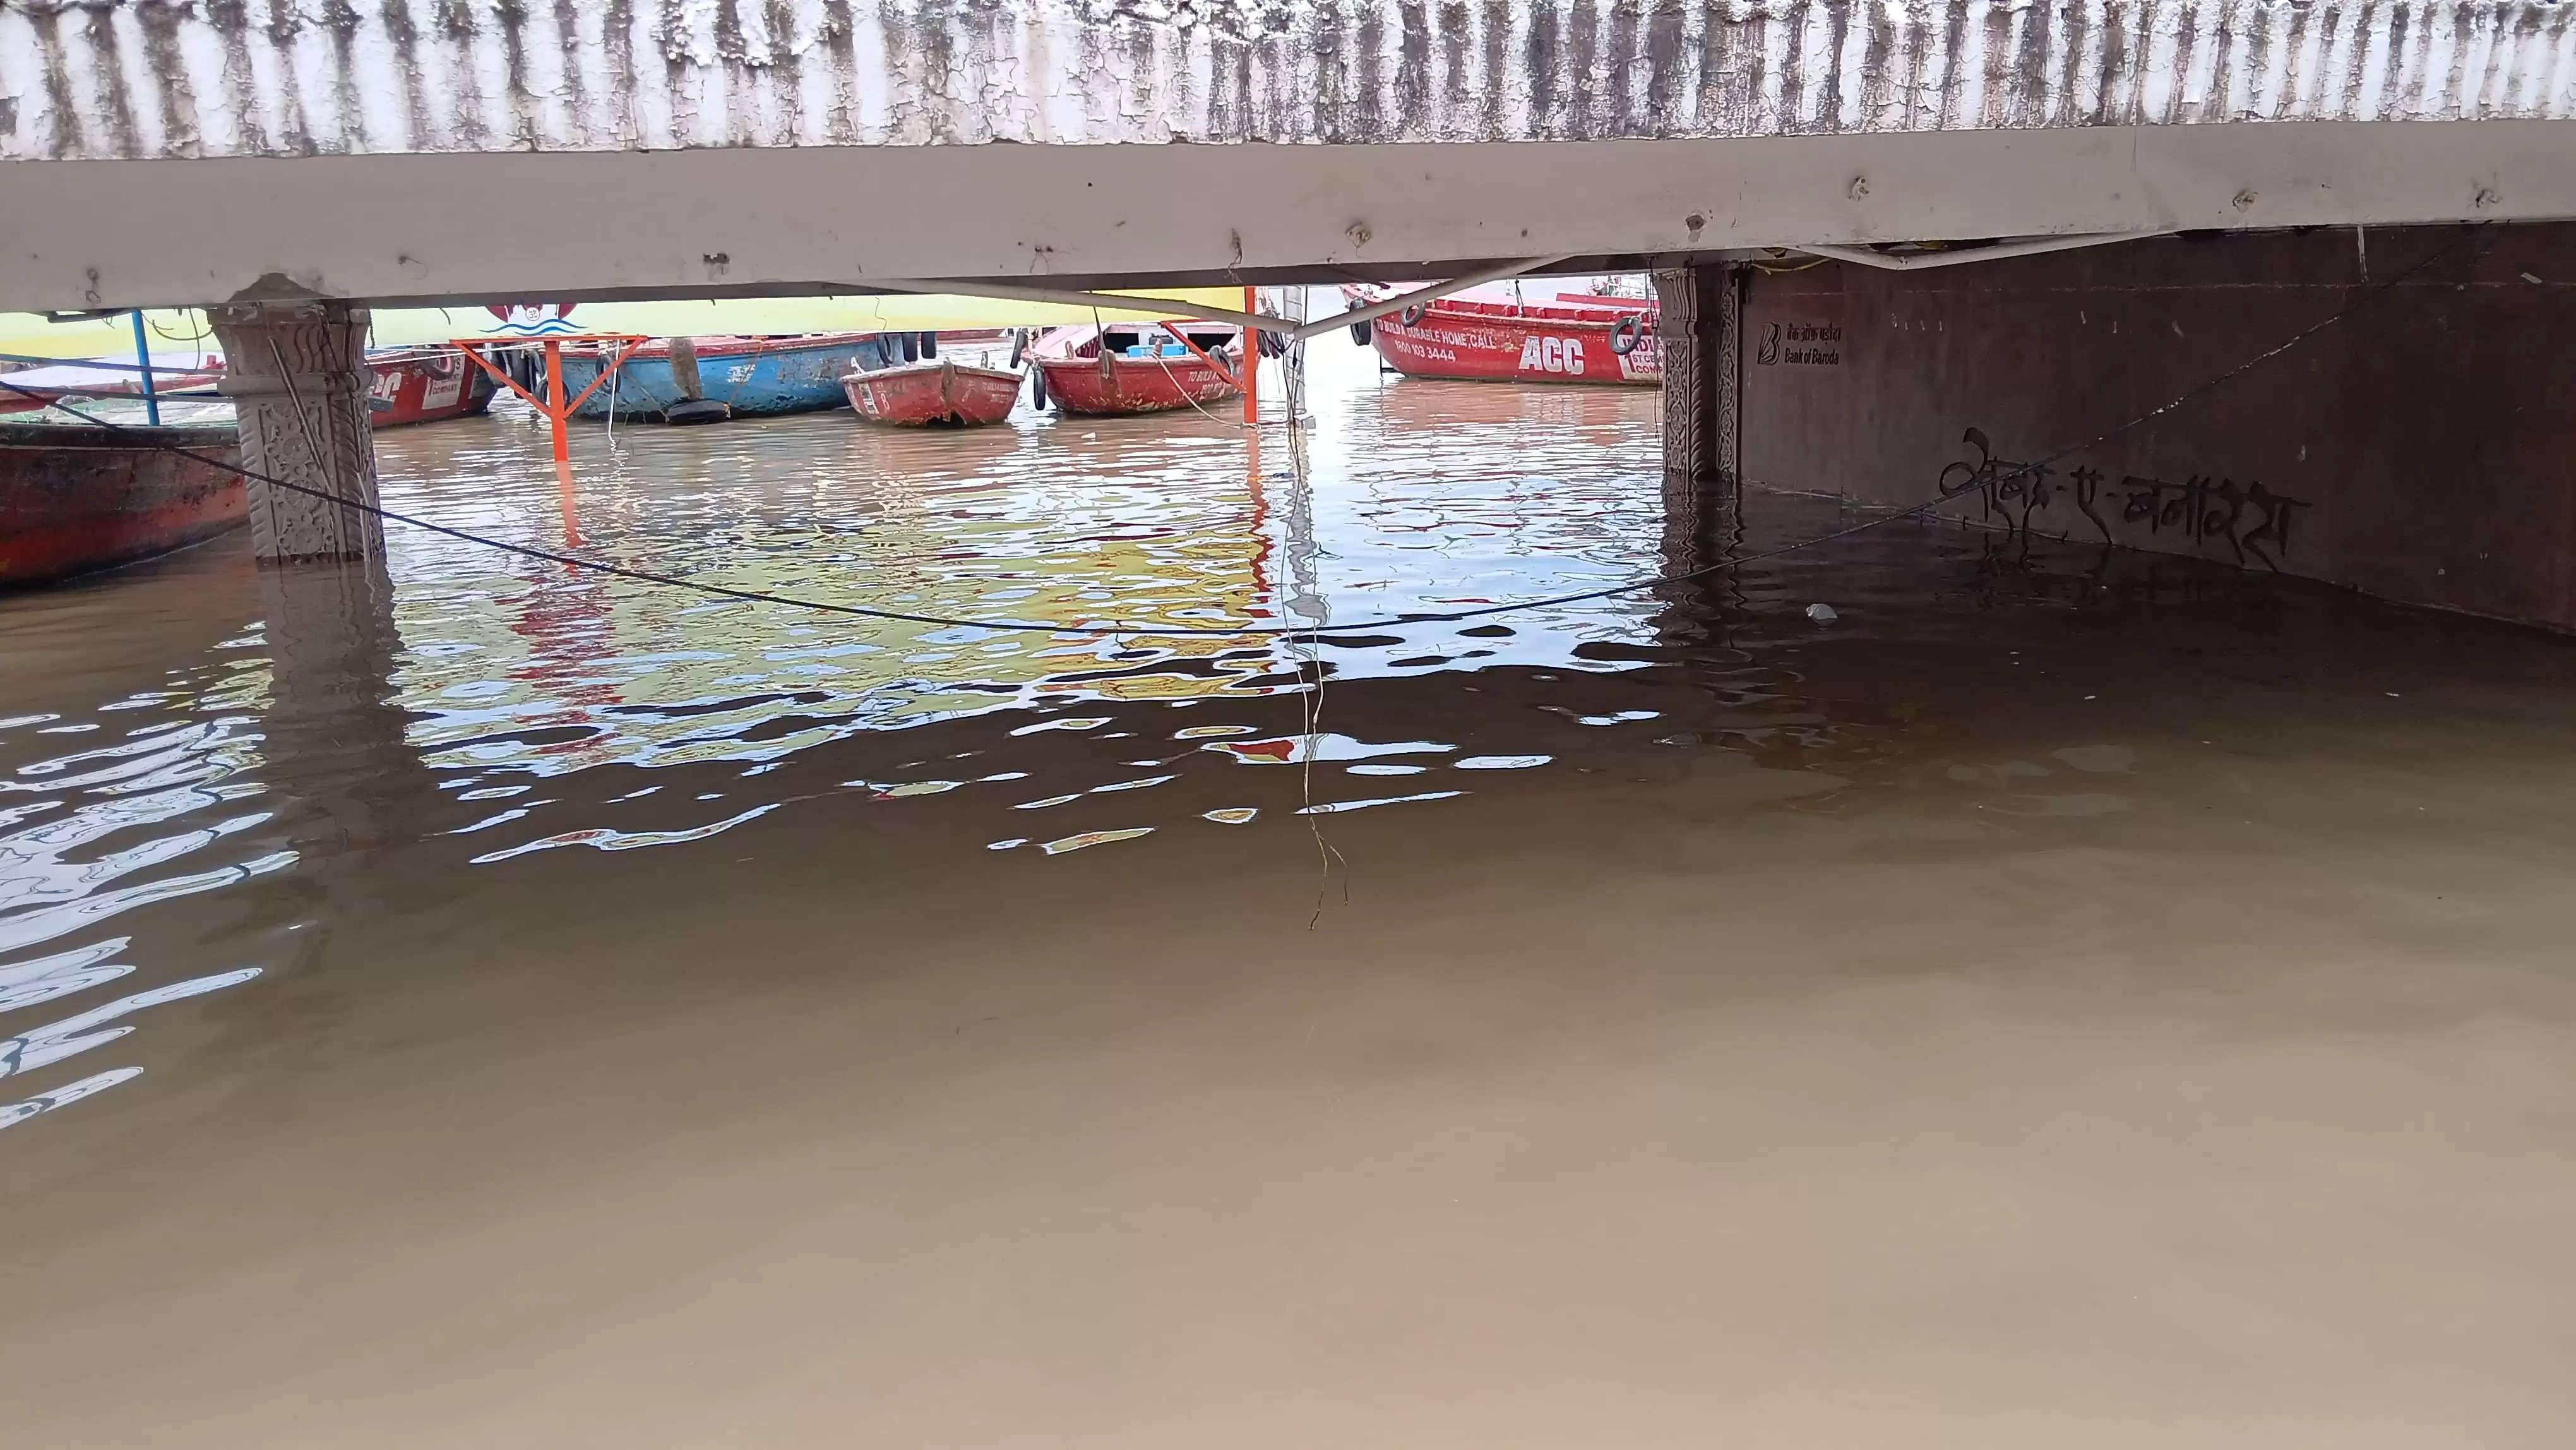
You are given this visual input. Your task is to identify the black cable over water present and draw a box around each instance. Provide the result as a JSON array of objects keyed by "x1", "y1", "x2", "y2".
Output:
[{"x1": 0, "y1": 227, "x2": 2478, "y2": 640}]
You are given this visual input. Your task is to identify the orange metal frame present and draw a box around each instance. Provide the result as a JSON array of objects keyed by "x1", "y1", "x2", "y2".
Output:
[
  {"x1": 1154, "y1": 320, "x2": 1244, "y2": 395},
  {"x1": 451, "y1": 334, "x2": 652, "y2": 464}
]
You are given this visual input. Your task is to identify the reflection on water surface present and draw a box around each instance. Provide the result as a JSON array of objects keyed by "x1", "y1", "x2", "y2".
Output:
[
  {"x1": 9, "y1": 330, "x2": 2576, "y2": 1446},
  {"x1": 0, "y1": 340, "x2": 1683, "y2": 1132}
]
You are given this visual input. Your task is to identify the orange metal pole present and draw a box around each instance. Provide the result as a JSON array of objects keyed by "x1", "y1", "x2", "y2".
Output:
[
  {"x1": 555, "y1": 457, "x2": 583, "y2": 549},
  {"x1": 543, "y1": 339, "x2": 571, "y2": 466},
  {"x1": 1241, "y1": 286, "x2": 1260, "y2": 426}
]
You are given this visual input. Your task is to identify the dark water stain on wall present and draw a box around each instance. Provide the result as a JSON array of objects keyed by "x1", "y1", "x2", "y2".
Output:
[
  {"x1": 323, "y1": 0, "x2": 372, "y2": 153},
  {"x1": 1524, "y1": 2, "x2": 1559, "y2": 133},
  {"x1": 434, "y1": 0, "x2": 491, "y2": 150},
  {"x1": 1561, "y1": 0, "x2": 1595, "y2": 138},
  {"x1": 379, "y1": 0, "x2": 434, "y2": 152},
  {"x1": 76, "y1": 6, "x2": 141, "y2": 159},
  {"x1": 1394, "y1": 0, "x2": 1430, "y2": 138}
]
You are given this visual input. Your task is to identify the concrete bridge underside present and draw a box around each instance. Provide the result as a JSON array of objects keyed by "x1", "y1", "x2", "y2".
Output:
[{"x1": 6, "y1": 0, "x2": 2576, "y2": 311}]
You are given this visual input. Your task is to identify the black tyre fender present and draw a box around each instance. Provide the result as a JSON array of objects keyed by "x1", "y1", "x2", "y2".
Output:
[
  {"x1": 1007, "y1": 329, "x2": 1027, "y2": 368},
  {"x1": 1029, "y1": 366, "x2": 1049, "y2": 410},
  {"x1": 1398, "y1": 303, "x2": 1427, "y2": 328},
  {"x1": 1349, "y1": 318, "x2": 1373, "y2": 345},
  {"x1": 1611, "y1": 315, "x2": 1644, "y2": 356}
]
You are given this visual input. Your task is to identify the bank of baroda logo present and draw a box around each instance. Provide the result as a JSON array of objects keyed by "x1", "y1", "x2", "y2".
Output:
[{"x1": 1757, "y1": 321, "x2": 1782, "y2": 366}]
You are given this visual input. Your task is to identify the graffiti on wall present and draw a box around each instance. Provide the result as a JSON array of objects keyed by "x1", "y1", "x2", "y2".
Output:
[{"x1": 1936, "y1": 427, "x2": 2310, "y2": 570}]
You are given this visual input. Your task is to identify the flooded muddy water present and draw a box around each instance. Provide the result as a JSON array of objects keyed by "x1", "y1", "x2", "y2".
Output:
[{"x1": 6, "y1": 334, "x2": 2576, "y2": 1445}]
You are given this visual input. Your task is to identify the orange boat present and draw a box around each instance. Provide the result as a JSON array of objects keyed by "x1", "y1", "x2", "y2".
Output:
[
  {"x1": 1027, "y1": 322, "x2": 1243, "y2": 417},
  {"x1": 842, "y1": 357, "x2": 1023, "y2": 428},
  {"x1": 1, "y1": 419, "x2": 245, "y2": 587}
]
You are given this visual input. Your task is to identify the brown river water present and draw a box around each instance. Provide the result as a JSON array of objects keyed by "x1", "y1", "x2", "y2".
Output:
[{"x1": 6, "y1": 334, "x2": 2576, "y2": 1444}]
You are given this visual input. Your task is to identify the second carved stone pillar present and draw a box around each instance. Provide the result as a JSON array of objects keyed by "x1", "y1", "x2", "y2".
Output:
[
  {"x1": 1652, "y1": 265, "x2": 1740, "y2": 497},
  {"x1": 1652, "y1": 265, "x2": 1742, "y2": 582}
]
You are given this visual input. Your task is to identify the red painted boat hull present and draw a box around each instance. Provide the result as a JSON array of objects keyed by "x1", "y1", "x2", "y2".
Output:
[
  {"x1": 1, "y1": 421, "x2": 246, "y2": 586},
  {"x1": 1034, "y1": 352, "x2": 1241, "y2": 416},
  {"x1": 1360, "y1": 296, "x2": 1662, "y2": 386},
  {"x1": 365, "y1": 349, "x2": 499, "y2": 427},
  {"x1": 2, "y1": 351, "x2": 496, "y2": 428},
  {"x1": 842, "y1": 359, "x2": 1022, "y2": 427}
]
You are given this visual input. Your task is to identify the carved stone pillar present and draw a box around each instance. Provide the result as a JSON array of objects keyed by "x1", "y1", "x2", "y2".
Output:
[
  {"x1": 211, "y1": 299, "x2": 385, "y2": 564},
  {"x1": 1654, "y1": 265, "x2": 1741, "y2": 496},
  {"x1": 1654, "y1": 265, "x2": 1742, "y2": 587}
]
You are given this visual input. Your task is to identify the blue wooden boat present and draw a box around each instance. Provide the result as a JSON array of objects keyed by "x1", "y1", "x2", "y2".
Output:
[{"x1": 554, "y1": 332, "x2": 915, "y2": 422}]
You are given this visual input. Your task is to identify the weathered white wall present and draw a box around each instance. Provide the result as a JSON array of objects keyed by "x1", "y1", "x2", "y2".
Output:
[{"x1": 7, "y1": 0, "x2": 2573, "y2": 161}]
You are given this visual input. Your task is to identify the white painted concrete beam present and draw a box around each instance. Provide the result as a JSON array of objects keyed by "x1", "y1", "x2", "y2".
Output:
[{"x1": 5, "y1": 121, "x2": 2572, "y2": 312}]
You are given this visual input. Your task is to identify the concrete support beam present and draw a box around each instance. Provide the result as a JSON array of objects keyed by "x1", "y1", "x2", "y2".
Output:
[
  {"x1": 10, "y1": 120, "x2": 2576, "y2": 314},
  {"x1": 210, "y1": 301, "x2": 384, "y2": 565}
]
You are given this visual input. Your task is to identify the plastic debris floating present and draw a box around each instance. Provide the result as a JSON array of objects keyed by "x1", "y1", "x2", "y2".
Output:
[
  {"x1": 1039, "y1": 827, "x2": 1155, "y2": 854},
  {"x1": 874, "y1": 780, "x2": 962, "y2": 798},
  {"x1": 1203, "y1": 733, "x2": 1455, "y2": 765},
  {"x1": 1294, "y1": 791, "x2": 1465, "y2": 815}
]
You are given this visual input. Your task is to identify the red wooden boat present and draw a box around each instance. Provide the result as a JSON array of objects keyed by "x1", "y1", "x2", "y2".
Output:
[
  {"x1": 0, "y1": 352, "x2": 225, "y2": 414},
  {"x1": 365, "y1": 347, "x2": 499, "y2": 427},
  {"x1": 842, "y1": 357, "x2": 1023, "y2": 427},
  {"x1": 1, "y1": 419, "x2": 245, "y2": 586},
  {"x1": 1028, "y1": 322, "x2": 1243, "y2": 416},
  {"x1": 4, "y1": 348, "x2": 494, "y2": 428},
  {"x1": 1344, "y1": 284, "x2": 1661, "y2": 386}
]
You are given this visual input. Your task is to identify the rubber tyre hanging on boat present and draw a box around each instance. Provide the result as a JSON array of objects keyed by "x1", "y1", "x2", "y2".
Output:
[
  {"x1": 1611, "y1": 315, "x2": 1645, "y2": 356},
  {"x1": 1008, "y1": 330, "x2": 1028, "y2": 368},
  {"x1": 1029, "y1": 366, "x2": 1049, "y2": 411},
  {"x1": 1398, "y1": 303, "x2": 1428, "y2": 327},
  {"x1": 1349, "y1": 319, "x2": 1373, "y2": 345},
  {"x1": 900, "y1": 333, "x2": 919, "y2": 362},
  {"x1": 662, "y1": 398, "x2": 732, "y2": 426},
  {"x1": 919, "y1": 331, "x2": 938, "y2": 359}
]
